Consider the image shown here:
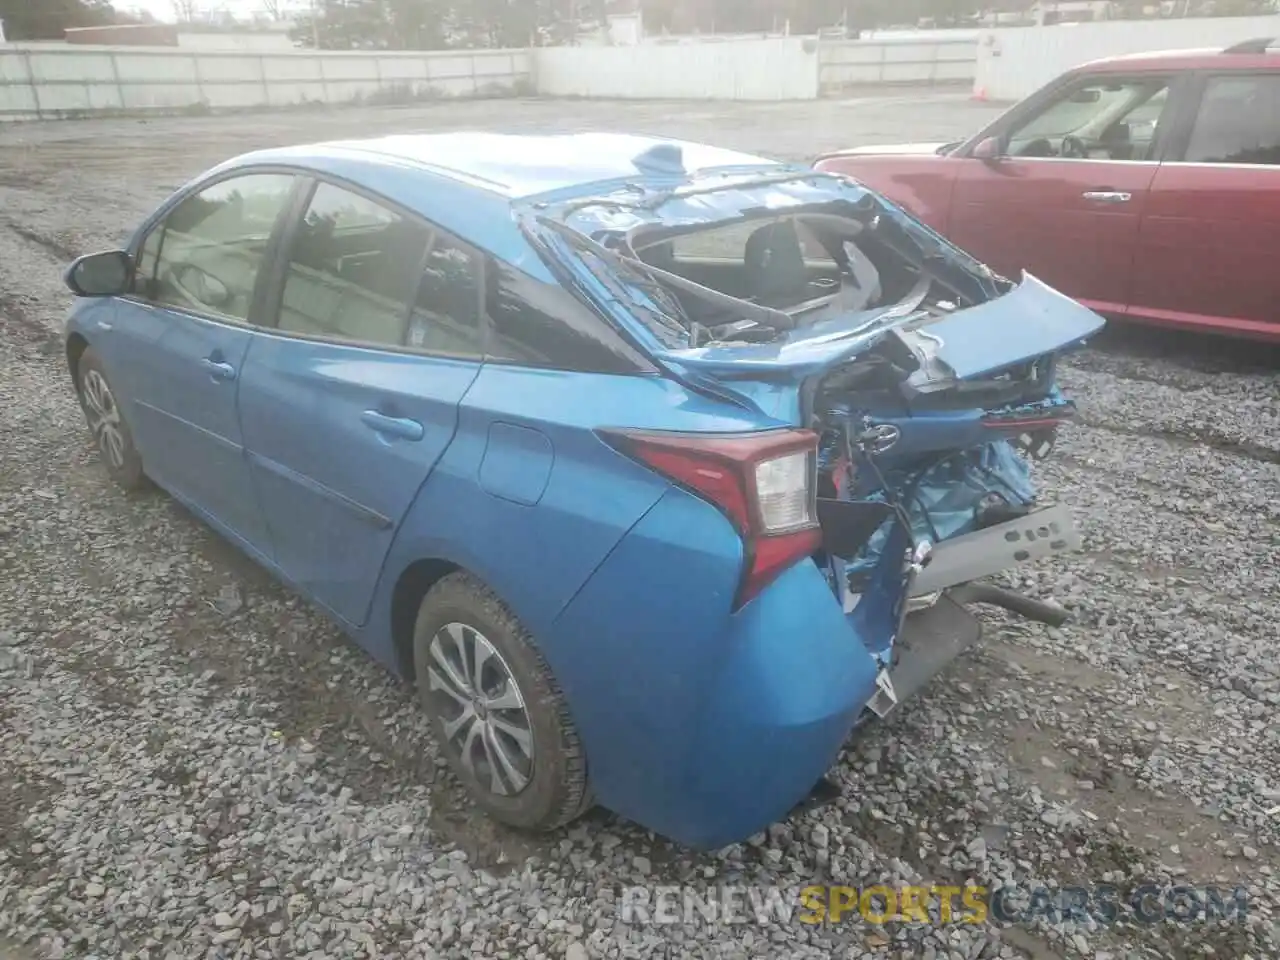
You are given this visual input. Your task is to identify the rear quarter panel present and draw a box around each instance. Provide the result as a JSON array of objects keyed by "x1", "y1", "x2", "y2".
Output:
[
  {"x1": 814, "y1": 155, "x2": 962, "y2": 234},
  {"x1": 360, "y1": 365, "x2": 782, "y2": 675}
]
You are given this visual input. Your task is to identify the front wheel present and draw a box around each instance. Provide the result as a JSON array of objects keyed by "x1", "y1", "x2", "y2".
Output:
[
  {"x1": 75, "y1": 348, "x2": 146, "y2": 492},
  {"x1": 412, "y1": 572, "x2": 592, "y2": 832}
]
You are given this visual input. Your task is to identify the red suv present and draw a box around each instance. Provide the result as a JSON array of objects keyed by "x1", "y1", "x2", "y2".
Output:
[{"x1": 815, "y1": 39, "x2": 1280, "y2": 341}]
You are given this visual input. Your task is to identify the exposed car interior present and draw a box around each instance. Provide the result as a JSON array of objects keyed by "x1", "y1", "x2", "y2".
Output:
[{"x1": 629, "y1": 214, "x2": 893, "y2": 332}]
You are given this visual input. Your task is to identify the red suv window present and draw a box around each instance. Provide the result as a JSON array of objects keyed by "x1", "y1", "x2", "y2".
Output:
[
  {"x1": 1005, "y1": 77, "x2": 1172, "y2": 161},
  {"x1": 1185, "y1": 75, "x2": 1280, "y2": 166}
]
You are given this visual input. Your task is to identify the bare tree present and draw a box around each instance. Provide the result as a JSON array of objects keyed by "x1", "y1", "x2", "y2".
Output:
[
  {"x1": 260, "y1": 0, "x2": 285, "y2": 20},
  {"x1": 171, "y1": 0, "x2": 202, "y2": 22}
]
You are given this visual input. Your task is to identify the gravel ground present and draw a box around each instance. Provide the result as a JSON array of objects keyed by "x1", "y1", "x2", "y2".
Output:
[{"x1": 1, "y1": 93, "x2": 1278, "y2": 960}]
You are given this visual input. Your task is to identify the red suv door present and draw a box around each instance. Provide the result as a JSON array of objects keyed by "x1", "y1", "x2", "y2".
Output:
[
  {"x1": 1129, "y1": 71, "x2": 1280, "y2": 338},
  {"x1": 947, "y1": 73, "x2": 1180, "y2": 316}
]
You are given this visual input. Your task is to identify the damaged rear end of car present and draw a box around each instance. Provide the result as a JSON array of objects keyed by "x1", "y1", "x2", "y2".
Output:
[{"x1": 521, "y1": 153, "x2": 1104, "y2": 849}]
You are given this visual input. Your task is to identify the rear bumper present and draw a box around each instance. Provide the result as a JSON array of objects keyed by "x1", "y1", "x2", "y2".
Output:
[
  {"x1": 677, "y1": 586, "x2": 987, "y2": 850},
  {"x1": 867, "y1": 593, "x2": 983, "y2": 716},
  {"x1": 911, "y1": 502, "x2": 1080, "y2": 596},
  {"x1": 674, "y1": 561, "x2": 882, "y2": 849},
  {"x1": 545, "y1": 486, "x2": 989, "y2": 851}
]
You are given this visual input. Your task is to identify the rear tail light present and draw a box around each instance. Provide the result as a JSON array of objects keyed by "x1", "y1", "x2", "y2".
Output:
[{"x1": 600, "y1": 428, "x2": 822, "y2": 610}]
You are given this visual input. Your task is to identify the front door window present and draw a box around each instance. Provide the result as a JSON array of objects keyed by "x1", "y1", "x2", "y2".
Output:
[
  {"x1": 140, "y1": 172, "x2": 297, "y2": 322},
  {"x1": 1004, "y1": 77, "x2": 1172, "y2": 161}
]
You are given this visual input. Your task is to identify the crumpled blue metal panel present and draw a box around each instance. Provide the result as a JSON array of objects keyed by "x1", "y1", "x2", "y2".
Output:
[{"x1": 844, "y1": 440, "x2": 1037, "y2": 585}]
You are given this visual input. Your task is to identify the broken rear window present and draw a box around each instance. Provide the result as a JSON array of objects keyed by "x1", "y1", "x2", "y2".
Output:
[
  {"x1": 628, "y1": 213, "x2": 898, "y2": 335},
  {"x1": 534, "y1": 187, "x2": 1007, "y2": 350}
]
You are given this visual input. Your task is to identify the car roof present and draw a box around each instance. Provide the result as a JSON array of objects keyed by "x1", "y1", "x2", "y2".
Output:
[
  {"x1": 1075, "y1": 39, "x2": 1280, "y2": 75},
  {"x1": 200, "y1": 132, "x2": 790, "y2": 276},
  {"x1": 228, "y1": 132, "x2": 782, "y2": 202}
]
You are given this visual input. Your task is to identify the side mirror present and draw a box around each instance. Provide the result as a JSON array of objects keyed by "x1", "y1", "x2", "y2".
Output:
[
  {"x1": 972, "y1": 136, "x2": 1006, "y2": 162},
  {"x1": 64, "y1": 250, "x2": 132, "y2": 298}
]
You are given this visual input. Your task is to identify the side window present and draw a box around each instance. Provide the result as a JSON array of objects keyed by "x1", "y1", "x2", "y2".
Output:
[
  {"x1": 149, "y1": 173, "x2": 296, "y2": 321},
  {"x1": 1005, "y1": 77, "x2": 1172, "y2": 161},
  {"x1": 406, "y1": 235, "x2": 485, "y2": 355},
  {"x1": 1184, "y1": 75, "x2": 1280, "y2": 166},
  {"x1": 277, "y1": 182, "x2": 431, "y2": 348},
  {"x1": 486, "y1": 259, "x2": 651, "y2": 374}
]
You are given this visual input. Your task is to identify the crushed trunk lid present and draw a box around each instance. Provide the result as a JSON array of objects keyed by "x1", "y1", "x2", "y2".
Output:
[
  {"x1": 520, "y1": 171, "x2": 1104, "y2": 411},
  {"x1": 652, "y1": 273, "x2": 1103, "y2": 387}
]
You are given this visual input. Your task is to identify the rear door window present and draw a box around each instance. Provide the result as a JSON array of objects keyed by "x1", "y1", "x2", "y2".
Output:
[
  {"x1": 1182, "y1": 75, "x2": 1280, "y2": 166},
  {"x1": 407, "y1": 235, "x2": 485, "y2": 356},
  {"x1": 277, "y1": 182, "x2": 433, "y2": 348},
  {"x1": 485, "y1": 259, "x2": 652, "y2": 373}
]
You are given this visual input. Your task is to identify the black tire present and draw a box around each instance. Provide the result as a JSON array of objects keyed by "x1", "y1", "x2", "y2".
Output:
[
  {"x1": 413, "y1": 572, "x2": 592, "y2": 832},
  {"x1": 75, "y1": 348, "x2": 147, "y2": 492}
]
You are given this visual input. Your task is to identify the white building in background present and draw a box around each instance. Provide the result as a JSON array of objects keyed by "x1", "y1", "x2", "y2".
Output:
[
  {"x1": 176, "y1": 18, "x2": 296, "y2": 52},
  {"x1": 608, "y1": 12, "x2": 643, "y2": 45},
  {"x1": 1028, "y1": 0, "x2": 1115, "y2": 23},
  {"x1": 569, "y1": 11, "x2": 644, "y2": 45},
  {"x1": 175, "y1": 30, "x2": 296, "y2": 52}
]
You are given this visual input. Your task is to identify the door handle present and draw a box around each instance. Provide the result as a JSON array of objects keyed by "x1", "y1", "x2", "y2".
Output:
[
  {"x1": 361, "y1": 410, "x2": 424, "y2": 442},
  {"x1": 1081, "y1": 190, "x2": 1132, "y2": 203},
  {"x1": 200, "y1": 358, "x2": 236, "y2": 381}
]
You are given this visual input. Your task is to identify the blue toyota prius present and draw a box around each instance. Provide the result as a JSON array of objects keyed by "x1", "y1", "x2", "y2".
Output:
[{"x1": 62, "y1": 132, "x2": 1102, "y2": 850}]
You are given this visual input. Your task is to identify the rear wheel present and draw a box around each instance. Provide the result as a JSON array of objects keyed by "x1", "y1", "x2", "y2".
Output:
[
  {"x1": 412, "y1": 572, "x2": 591, "y2": 831},
  {"x1": 76, "y1": 349, "x2": 146, "y2": 492}
]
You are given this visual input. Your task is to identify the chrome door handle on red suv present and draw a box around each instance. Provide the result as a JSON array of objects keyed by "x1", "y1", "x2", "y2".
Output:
[{"x1": 1082, "y1": 190, "x2": 1132, "y2": 203}]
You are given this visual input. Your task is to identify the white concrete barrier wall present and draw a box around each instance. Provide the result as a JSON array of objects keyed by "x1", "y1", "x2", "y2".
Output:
[
  {"x1": 534, "y1": 38, "x2": 822, "y2": 100},
  {"x1": 534, "y1": 37, "x2": 974, "y2": 100},
  {"x1": 0, "y1": 45, "x2": 531, "y2": 121},
  {"x1": 39, "y1": 23, "x2": 1280, "y2": 119},
  {"x1": 1, "y1": 38, "x2": 974, "y2": 117},
  {"x1": 976, "y1": 15, "x2": 1280, "y2": 101},
  {"x1": 819, "y1": 38, "x2": 978, "y2": 92}
]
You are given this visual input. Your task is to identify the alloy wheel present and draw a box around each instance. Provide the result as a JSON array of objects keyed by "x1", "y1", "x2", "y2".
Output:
[
  {"x1": 81, "y1": 369, "x2": 126, "y2": 471},
  {"x1": 426, "y1": 622, "x2": 535, "y2": 796}
]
